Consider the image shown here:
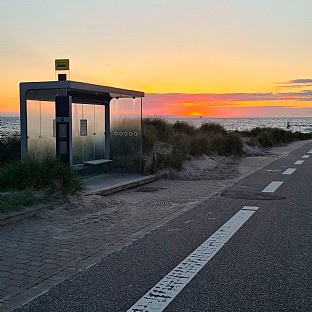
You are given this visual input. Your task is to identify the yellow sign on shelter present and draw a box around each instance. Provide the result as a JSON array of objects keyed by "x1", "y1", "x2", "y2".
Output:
[{"x1": 55, "y1": 59, "x2": 69, "y2": 71}]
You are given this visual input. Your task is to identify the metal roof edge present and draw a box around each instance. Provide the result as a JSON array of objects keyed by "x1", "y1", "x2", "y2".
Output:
[{"x1": 19, "y1": 80, "x2": 145, "y2": 97}]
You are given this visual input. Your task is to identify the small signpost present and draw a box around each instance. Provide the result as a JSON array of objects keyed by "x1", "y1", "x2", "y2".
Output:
[
  {"x1": 55, "y1": 59, "x2": 69, "y2": 70},
  {"x1": 55, "y1": 59, "x2": 70, "y2": 80}
]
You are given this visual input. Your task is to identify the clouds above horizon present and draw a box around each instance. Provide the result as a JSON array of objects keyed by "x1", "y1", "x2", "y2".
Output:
[
  {"x1": 146, "y1": 90, "x2": 312, "y2": 104},
  {"x1": 277, "y1": 78, "x2": 312, "y2": 89},
  {"x1": 144, "y1": 89, "x2": 312, "y2": 117},
  {"x1": 288, "y1": 79, "x2": 312, "y2": 84}
]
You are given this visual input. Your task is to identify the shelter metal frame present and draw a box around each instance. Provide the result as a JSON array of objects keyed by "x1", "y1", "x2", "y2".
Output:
[{"x1": 20, "y1": 80, "x2": 144, "y2": 167}]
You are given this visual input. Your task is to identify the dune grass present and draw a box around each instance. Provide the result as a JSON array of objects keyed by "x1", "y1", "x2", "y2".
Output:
[
  {"x1": 0, "y1": 153, "x2": 82, "y2": 192},
  {"x1": 1, "y1": 119, "x2": 311, "y2": 211},
  {"x1": 142, "y1": 118, "x2": 312, "y2": 174},
  {"x1": 0, "y1": 134, "x2": 21, "y2": 166},
  {"x1": 0, "y1": 189, "x2": 55, "y2": 213},
  {"x1": 0, "y1": 153, "x2": 83, "y2": 213},
  {"x1": 142, "y1": 118, "x2": 244, "y2": 173}
]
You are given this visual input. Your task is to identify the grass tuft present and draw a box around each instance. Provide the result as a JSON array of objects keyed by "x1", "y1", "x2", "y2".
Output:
[
  {"x1": 0, "y1": 134, "x2": 21, "y2": 166},
  {"x1": 0, "y1": 189, "x2": 55, "y2": 213},
  {"x1": 199, "y1": 122, "x2": 227, "y2": 135},
  {"x1": 143, "y1": 118, "x2": 174, "y2": 142},
  {"x1": 173, "y1": 121, "x2": 196, "y2": 135},
  {"x1": 0, "y1": 153, "x2": 83, "y2": 193},
  {"x1": 0, "y1": 153, "x2": 83, "y2": 212},
  {"x1": 246, "y1": 127, "x2": 301, "y2": 148}
]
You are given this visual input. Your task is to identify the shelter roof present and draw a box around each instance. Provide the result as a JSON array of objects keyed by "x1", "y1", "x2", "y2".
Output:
[{"x1": 20, "y1": 80, "x2": 144, "y2": 104}]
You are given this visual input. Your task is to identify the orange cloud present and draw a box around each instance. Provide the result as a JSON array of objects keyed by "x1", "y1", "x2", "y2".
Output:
[{"x1": 144, "y1": 92, "x2": 312, "y2": 117}]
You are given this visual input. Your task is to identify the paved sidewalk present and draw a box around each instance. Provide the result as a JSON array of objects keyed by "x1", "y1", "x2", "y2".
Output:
[
  {"x1": 0, "y1": 173, "x2": 162, "y2": 226},
  {"x1": 0, "y1": 140, "x2": 310, "y2": 312}
]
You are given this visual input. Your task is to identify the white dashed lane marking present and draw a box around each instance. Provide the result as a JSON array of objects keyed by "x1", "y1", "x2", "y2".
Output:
[
  {"x1": 302, "y1": 155, "x2": 310, "y2": 159},
  {"x1": 262, "y1": 181, "x2": 283, "y2": 193},
  {"x1": 308, "y1": 149, "x2": 312, "y2": 154},
  {"x1": 294, "y1": 160, "x2": 304, "y2": 165},
  {"x1": 127, "y1": 206, "x2": 259, "y2": 312},
  {"x1": 283, "y1": 168, "x2": 296, "y2": 175}
]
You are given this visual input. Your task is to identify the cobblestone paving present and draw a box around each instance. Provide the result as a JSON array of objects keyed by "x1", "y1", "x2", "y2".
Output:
[
  {"x1": 0, "y1": 178, "x2": 230, "y2": 311},
  {"x1": 0, "y1": 140, "x2": 309, "y2": 311}
]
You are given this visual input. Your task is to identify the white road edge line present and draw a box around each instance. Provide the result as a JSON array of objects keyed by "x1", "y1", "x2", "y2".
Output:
[
  {"x1": 127, "y1": 206, "x2": 259, "y2": 312},
  {"x1": 283, "y1": 168, "x2": 296, "y2": 175},
  {"x1": 302, "y1": 155, "x2": 310, "y2": 159},
  {"x1": 262, "y1": 181, "x2": 283, "y2": 193},
  {"x1": 294, "y1": 160, "x2": 304, "y2": 165}
]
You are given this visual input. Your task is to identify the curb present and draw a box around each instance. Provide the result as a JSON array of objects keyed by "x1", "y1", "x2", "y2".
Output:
[{"x1": 84, "y1": 173, "x2": 166, "y2": 196}]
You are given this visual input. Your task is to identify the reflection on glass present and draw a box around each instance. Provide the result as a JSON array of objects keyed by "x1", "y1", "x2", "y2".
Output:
[
  {"x1": 26, "y1": 89, "x2": 66, "y2": 156},
  {"x1": 72, "y1": 103, "x2": 105, "y2": 165},
  {"x1": 27, "y1": 100, "x2": 56, "y2": 155},
  {"x1": 110, "y1": 97, "x2": 142, "y2": 173},
  {"x1": 26, "y1": 89, "x2": 143, "y2": 174}
]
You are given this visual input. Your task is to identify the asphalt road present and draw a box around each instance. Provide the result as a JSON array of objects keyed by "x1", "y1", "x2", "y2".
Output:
[{"x1": 15, "y1": 142, "x2": 312, "y2": 312}]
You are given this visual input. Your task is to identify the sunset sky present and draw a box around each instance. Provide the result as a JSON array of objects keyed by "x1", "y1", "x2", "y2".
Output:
[{"x1": 1, "y1": 0, "x2": 312, "y2": 117}]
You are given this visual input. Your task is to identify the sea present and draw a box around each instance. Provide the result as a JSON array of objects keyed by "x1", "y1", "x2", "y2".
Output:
[
  {"x1": 0, "y1": 116, "x2": 21, "y2": 139},
  {"x1": 2, "y1": 116, "x2": 312, "y2": 140}
]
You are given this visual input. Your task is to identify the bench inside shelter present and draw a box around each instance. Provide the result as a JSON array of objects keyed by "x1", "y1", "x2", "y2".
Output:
[{"x1": 83, "y1": 159, "x2": 113, "y2": 166}]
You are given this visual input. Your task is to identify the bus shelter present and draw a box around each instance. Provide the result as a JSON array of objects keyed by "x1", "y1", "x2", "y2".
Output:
[{"x1": 20, "y1": 80, "x2": 144, "y2": 174}]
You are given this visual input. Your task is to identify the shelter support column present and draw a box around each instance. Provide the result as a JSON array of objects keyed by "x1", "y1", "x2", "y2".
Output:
[
  {"x1": 55, "y1": 95, "x2": 72, "y2": 164},
  {"x1": 19, "y1": 84, "x2": 28, "y2": 159},
  {"x1": 105, "y1": 103, "x2": 110, "y2": 159}
]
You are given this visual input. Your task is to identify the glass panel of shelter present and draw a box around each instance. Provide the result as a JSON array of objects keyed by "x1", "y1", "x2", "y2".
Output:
[
  {"x1": 110, "y1": 97, "x2": 142, "y2": 173},
  {"x1": 26, "y1": 89, "x2": 142, "y2": 173},
  {"x1": 71, "y1": 103, "x2": 105, "y2": 165},
  {"x1": 26, "y1": 89, "x2": 67, "y2": 156},
  {"x1": 26, "y1": 89, "x2": 106, "y2": 165}
]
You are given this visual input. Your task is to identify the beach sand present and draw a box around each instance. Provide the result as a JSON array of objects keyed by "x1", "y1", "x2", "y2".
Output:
[{"x1": 61, "y1": 144, "x2": 265, "y2": 215}]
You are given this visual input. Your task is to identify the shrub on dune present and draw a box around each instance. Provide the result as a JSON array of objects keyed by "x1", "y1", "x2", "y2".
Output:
[
  {"x1": 0, "y1": 134, "x2": 21, "y2": 166},
  {"x1": 199, "y1": 122, "x2": 227, "y2": 136},
  {"x1": 173, "y1": 121, "x2": 196, "y2": 135},
  {"x1": 0, "y1": 153, "x2": 82, "y2": 193}
]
